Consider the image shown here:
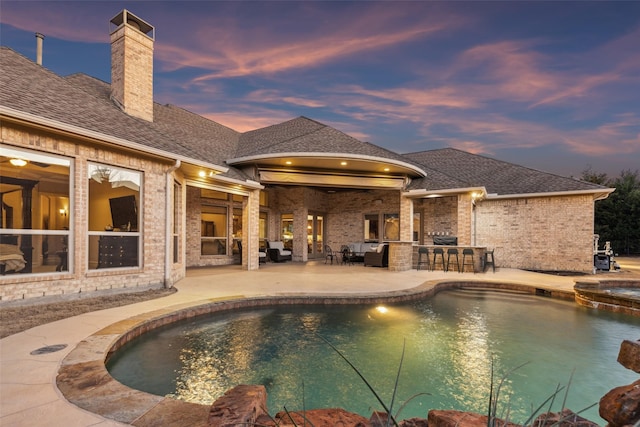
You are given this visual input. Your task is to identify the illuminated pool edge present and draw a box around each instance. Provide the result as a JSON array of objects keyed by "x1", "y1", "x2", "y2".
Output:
[{"x1": 55, "y1": 280, "x2": 590, "y2": 426}]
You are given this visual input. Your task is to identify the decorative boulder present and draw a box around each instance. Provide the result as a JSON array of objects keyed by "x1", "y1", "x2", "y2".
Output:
[
  {"x1": 274, "y1": 407, "x2": 371, "y2": 426},
  {"x1": 599, "y1": 379, "x2": 640, "y2": 427},
  {"x1": 531, "y1": 409, "x2": 598, "y2": 426},
  {"x1": 208, "y1": 384, "x2": 267, "y2": 427},
  {"x1": 427, "y1": 409, "x2": 519, "y2": 427},
  {"x1": 617, "y1": 340, "x2": 640, "y2": 373}
]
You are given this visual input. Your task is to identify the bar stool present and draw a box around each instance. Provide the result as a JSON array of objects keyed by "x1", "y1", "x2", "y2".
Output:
[
  {"x1": 484, "y1": 249, "x2": 495, "y2": 272},
  {"x1": 462, "y1": 248, "x2": 475, "y2": 273},
  {"x1": 432, "y1": 248, "x2": 446, "y2": 271},
  {"x1": 446, "y1": 248, "x2": 460, "y2": 272},
  {"x1": 417, "y1": 247, "x2": 431, "y2": 271}
]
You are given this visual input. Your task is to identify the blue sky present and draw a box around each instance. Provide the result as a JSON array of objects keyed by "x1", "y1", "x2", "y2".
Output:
[{"x1": 1, "y1": 1, "x2": 639, "y2": 178}]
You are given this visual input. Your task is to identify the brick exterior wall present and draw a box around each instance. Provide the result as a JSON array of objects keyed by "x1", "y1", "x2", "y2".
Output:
[
  {"x1": 0, "y1": 124, "x2": 180, "y2": 301},
  {"x1": 415, "y1": 196, "x2": 458, "y2": 244},
  {"x1": 110, "y1": 24, "x2": 154, "y2": 122},
  {"x1": 474, "y1": 195, "x2": 595, "y2": 272}
]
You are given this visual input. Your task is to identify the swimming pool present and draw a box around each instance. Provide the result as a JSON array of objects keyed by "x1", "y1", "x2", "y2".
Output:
[{"x1": 107, "y1": 289, "x2": 640, "y2": 424}]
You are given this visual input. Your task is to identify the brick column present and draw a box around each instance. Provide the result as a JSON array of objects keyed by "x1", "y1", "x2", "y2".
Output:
[
  {"x1": 243, "y1": 189, "x2": 260, "y2": 270},
  {"x1": 388, "y1": 241, "x2": 413, "y2": 271},
  {"x1": 399, "y1": 194, "x2": 414, "y2": 242},
  {"x1": 457, "y1": 193, "x2": 472, "y2": 245}
]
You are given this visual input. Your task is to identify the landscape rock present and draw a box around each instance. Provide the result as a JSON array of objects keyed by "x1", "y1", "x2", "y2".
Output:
[
  {"x1": 599, "y1": 379, "x2": 640, "y2": 427},
  {"x1": 531, "y1": 409, "x2": 599, "y2": 426},
  {"x1": 208, "y1": 384, "x2": 267, "y2": 427},
  {"x1": 427, "y1": 409, "x2": 519, "y2": 427},
  {"x1": 617, "y1": 340, "x2": 640, "y2": 373},
  {"x1": 273, "y1": 407, "x2": 371, "y2": 426}
]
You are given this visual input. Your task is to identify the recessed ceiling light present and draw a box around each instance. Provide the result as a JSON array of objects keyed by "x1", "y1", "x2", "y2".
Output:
[
  {"x1": 340, "y1": 161, "x2": 347, "y2": 166},
  {"x1": 285, "y1": 161, "x2": 292, "y2": 165},
  {"x1": 198, "y1": 170, "x2": 206, "y2": 178},
  {"x1": 10, "y1": 158, "x2": 27, "y2": 167},
  {"x1": 383, "y1": 167, "x2": 390, "y2": 172}
]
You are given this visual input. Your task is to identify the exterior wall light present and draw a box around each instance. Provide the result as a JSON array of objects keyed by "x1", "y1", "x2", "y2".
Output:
[{"x1": 10, "y1": 158, "x2": 27, "y2": 167}]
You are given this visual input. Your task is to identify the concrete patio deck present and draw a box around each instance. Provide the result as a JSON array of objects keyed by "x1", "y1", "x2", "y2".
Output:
[{"x1": 1, "y1": 260, "x2": 638, "y2": 427}]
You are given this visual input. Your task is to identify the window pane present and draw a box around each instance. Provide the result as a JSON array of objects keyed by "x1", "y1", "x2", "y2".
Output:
[
  {"x1": 259, "y1": 211, "x2": 268, "y2": 250},
  {"x1": 201, "y1": 205, "x2": 227, "y2": 255},
  {"x1": 281, "y1": 214, "x2": 293, "y2": 250},
  {"x1": 89, "y1": 234, "x2": 139, "y2": 269},
  {"x1": 88, "y1": 163, "x2": 141, "y2": 269},
  {"x1": 384, "y1": 213, "x2": 399, "y2": 241},
  {"x1": 364, "y1": 214, "x2": 378, "y2": 242},
  {"x1": 413, "y1": 212, "x2": 421, "y2": 242},
  {"x1": 1, "y1": 145, "x2": 71, "y2": 274},
  {"x1": 173, "y1": 181, "x2": 180, "y2": 263}
]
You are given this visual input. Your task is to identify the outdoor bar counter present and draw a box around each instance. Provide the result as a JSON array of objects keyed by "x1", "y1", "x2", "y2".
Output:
[{"x1": 412, "y1": 245, "x2": 487, "y2": 273}]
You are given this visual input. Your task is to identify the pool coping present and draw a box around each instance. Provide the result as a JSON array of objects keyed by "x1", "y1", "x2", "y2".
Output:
[
  {"x1": 56, "y1": 280, "x2": 577, "y2": 426},
  {"x1": 574, "y1": 280, "x2": 640, "y2": 316}
]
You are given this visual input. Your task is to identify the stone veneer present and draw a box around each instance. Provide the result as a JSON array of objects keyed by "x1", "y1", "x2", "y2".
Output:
[{"x1": 57, "y1": 280, "x2": 577, "y2": 426}]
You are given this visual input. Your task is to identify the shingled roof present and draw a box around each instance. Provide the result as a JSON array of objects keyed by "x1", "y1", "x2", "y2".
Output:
[
  {"x1": 0, "y1": 47, "x2": 250, "y2": 181},
  {"x1": 405, "y1": 148, "x2": 610, "y2": 196},
  {"x1": 0, "y1": 47, "x2": 613, "y2": 198},
  {"x1": 235, "y1": 116, "x2": 425, "y2": 171}
]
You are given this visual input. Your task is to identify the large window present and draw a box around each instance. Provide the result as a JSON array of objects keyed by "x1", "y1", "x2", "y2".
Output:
[
  {"x1": 0, "y1": 145, "x2": 71, "y2": 274},
  {"x1": 87, "y1": 163, "x2": 141, "y2": 269},
  {"x1": 201, "y1": 205, "x2": 227, "y2": 255},
  {"x1": 364, "y1": 212, "x2": 400, "y2": 242}
]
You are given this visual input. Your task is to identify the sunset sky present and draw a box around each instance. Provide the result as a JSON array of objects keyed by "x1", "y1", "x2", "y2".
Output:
[{"x1": 1, "y1": 1, "x2": 639, "y2": 178}]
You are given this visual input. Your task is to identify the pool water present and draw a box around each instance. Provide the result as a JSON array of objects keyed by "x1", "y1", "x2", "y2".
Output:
[{"x1": 107, "y1": 289, "x2": 640, "y2": 423}]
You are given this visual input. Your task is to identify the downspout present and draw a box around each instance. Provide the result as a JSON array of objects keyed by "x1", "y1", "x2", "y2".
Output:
[{"x1": 165, "y1": 159, "x2": 180, "y2": 287}]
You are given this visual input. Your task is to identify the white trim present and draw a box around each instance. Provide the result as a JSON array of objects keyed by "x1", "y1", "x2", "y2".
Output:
[
  {"x1": 404, "y1": 187, "x2": 487, "y2": 198},
  {"x1": 404, "y1": 186, "x2": 613, "y2": 201},
  {"x1": 484, "y1": 188, "x2": 614, "y2": 201},
  {"x1": 185, "y1": 179, "x2": 253, "y2": 197},
  {"x1": 227, "y1": 152, "x2": 427, "y2": 177}
]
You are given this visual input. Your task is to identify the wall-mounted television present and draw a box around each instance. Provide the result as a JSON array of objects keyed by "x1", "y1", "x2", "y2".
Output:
[{"x1": 109, "y1": 195, "x2": 138, "y2": 230}]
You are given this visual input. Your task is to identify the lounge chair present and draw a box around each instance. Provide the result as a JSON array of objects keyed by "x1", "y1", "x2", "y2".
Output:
[
  {"x1": 364, "y1": 244, "x2": 389, "y2": 267},
  {"x1": 266, "y1": 241, "x2": 292, "y2": 262}
]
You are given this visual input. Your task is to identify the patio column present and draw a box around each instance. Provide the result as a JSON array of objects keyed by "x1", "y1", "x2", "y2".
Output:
[
  {"x1": 457, "y1": 193, "x2": 473, "y2": 245},
  {"x1": 388, "y1": 195, "x2": 414, "y2": 271},
  {"x1": 399, "y1": 194, "x2": 414, "y2": 242},
  {"x1": 243, "y1": 189, "x2": 261, "y2": 270}
]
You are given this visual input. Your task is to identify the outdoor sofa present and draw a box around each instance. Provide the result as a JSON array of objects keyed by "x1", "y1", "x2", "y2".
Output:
[
  {"x1": 347, "y1": 242, "x2": 380, "y2": 262},
  {"x1": 364, "y1": 243, "x2": 389, "y2": 267}
]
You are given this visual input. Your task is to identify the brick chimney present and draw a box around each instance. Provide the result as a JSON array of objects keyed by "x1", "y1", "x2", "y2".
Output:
[{"x1": 109, "y1": 10, "x2": 155, "y2": 122}]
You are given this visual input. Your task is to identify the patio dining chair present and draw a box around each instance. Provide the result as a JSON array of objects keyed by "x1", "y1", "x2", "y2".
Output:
[
  {"x1": 340, "y1": 245, "x2": 354, "y2": 265},
  {"x1": 325, "y1": 245, "x2": 337, "y2": 265}
]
